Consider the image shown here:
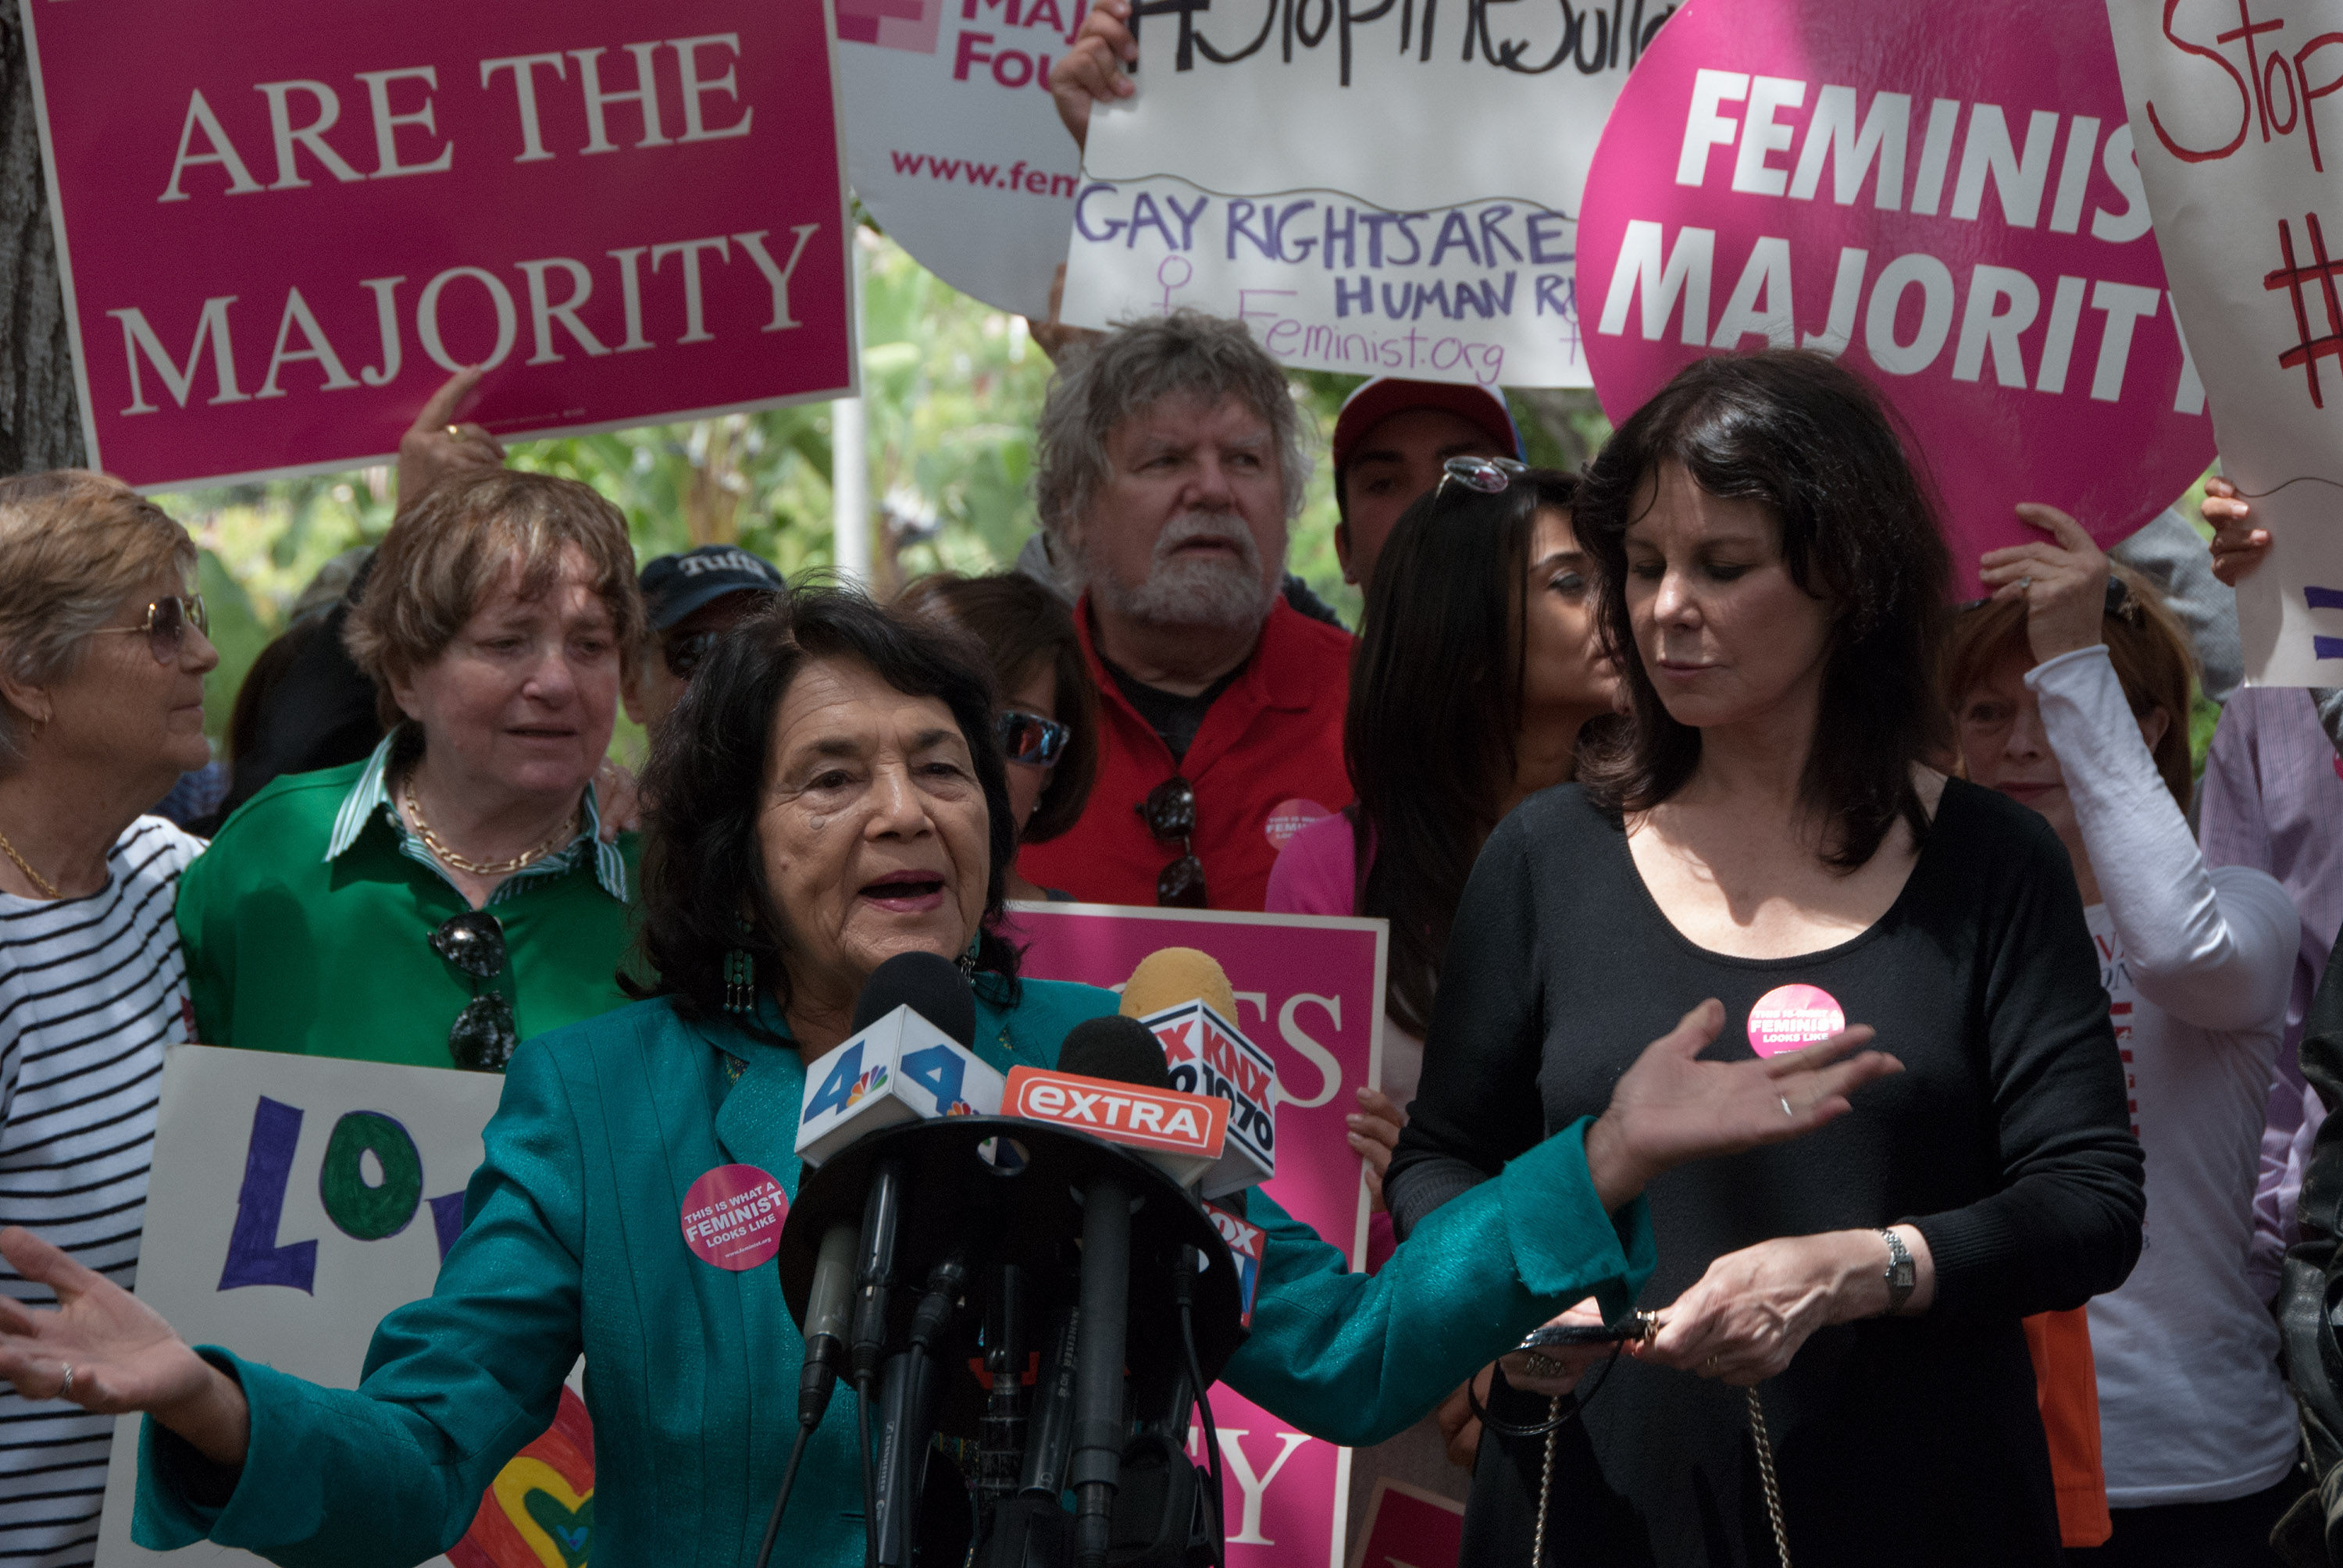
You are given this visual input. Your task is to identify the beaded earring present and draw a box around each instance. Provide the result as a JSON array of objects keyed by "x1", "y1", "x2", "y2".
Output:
[
  {"x1": 723, "y1": 921, "x2": 757, "y2": 1014},
  {"x1": 958, "y1": 931, "x2": 981, "y2": 983}
]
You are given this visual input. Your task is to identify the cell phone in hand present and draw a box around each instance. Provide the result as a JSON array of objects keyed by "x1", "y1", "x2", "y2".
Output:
[{"x1": 1515, "y1": 1310, "x2": 1659, "y2": 1351}]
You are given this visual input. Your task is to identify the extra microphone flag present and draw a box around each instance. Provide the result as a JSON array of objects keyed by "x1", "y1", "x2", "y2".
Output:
[
  {"x1": 794, "y1": 1003, "x2": 1007, "y2": 1168},
  {"x1": 1001, "y1": 1065, "x2": 1229, "y2": 1190}
]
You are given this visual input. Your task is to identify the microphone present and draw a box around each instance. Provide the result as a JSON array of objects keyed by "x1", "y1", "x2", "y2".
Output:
[
  {"x1": 1118, "y1": 946, "x2": 1240, "y2": 1023},
  {"x1": 1043, "y1": 1014, "x2": 1204, "y2": 1568},
  {"x1": 1062, "y1": 1013, "x2": 1177, "y2": 1087},
  {"x1": 1003, "y1": 1017, "x2": 1232, "y2": 1191},
  {"x1": 826, "y1": 953, "x2": 980, "y2": 1565},
  {"x1": 1119, "y1": 949, "x2": 1278, "y2": 1199},
  {"x1": 797, "y1": 950, "x2": 1005, "y2": 1169},
  {"x1": 798, "y1": 1222, "x2": 858, "y2": 1428}
]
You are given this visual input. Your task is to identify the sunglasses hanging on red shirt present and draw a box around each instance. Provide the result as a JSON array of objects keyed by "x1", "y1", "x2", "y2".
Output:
[{"x1": 1137, "y1": 775, "x2": 1207, "y2": 907}]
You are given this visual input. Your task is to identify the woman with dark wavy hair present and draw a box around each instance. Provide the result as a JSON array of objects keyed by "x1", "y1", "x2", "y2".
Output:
[
  {"x1": 0, "y1": 587, "x2": 1904, "y2": 1567},
  {"x1": 1387, "y1": 350, "x2": 2145, "y2": 1566}
]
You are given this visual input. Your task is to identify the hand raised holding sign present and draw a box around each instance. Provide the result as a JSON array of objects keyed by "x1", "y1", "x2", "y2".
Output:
[
  {"x1": 2202, "y1": 476, "x2": 2272, "y2": 588},
  {"x1": 1048, "y1": 0, "x2": 1136, "y2": 151},
  {"x1": 394, "y1": 368, "x2": 507, "y2": 519},
  {"x1": 1977, "y1": 504, "x2": 2111, "y2": 664}
]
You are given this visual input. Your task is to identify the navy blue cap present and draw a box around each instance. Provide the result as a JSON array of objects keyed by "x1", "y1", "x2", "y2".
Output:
[{"x1": 638, "y1": 545, "x2": 786, "y2": 630}]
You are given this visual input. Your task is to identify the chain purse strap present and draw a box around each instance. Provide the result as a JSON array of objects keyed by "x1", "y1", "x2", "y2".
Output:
[
  {"x1": 1745, "y1": 1386, "x2": 1791, "y2": 1567},
  {"x1": 1525, "y1": 1382, "x2": 1791, "y2": 1568}
]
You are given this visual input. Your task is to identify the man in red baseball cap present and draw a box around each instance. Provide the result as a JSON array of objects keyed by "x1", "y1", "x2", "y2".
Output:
[{"x1": 1330, "y1": 378, "x2": 1524, "y2": 593}]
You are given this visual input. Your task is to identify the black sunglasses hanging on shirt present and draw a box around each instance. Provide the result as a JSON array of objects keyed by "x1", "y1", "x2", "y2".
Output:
[{"x1": 430, "y1": 910, "x2": 519, "y2": 1072}]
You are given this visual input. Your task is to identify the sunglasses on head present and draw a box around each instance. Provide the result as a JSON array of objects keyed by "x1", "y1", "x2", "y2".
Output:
[
  {"x1": 1435, "y1": 454, "x2": 1529, "y2": 498},
  {"x1": 430, "y1": 910, "x2": 518, "y2": 1072},
  {"x1": 93, "y1": 594, "x2": 208, "y2": 665},
  {"x1": 1137, "y1": 775, "x2": 1207, "y2": 907},
  {"x1": 662, "y1": 629, "x2": 720, "y2": 681},
  {"x1": 997, "y1": 709, "x2": 1071, "y2": 768}
]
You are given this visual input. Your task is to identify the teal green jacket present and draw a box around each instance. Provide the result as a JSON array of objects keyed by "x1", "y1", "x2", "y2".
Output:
[{"x1": 136, "y1": 981, "x2": 1652, "y2": 1566}]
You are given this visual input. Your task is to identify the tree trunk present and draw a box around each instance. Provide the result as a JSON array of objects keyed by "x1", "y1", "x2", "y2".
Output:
[{"x1": 0, "y1": 9, "x2": 85, "y2": 476}]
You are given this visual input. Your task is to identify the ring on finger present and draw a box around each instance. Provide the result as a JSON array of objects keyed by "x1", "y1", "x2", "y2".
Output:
[
  {"x1": 445, "y1": 424, "x2": 463, "y2": 439},
  {"x1": 58, "y1": 1361, "x2": 73, "y2": 1400},
  {"x1": 2017, "y1": 575, "x2": 2032, "y2": 590},
  {"x1": 1522, "y1": 1352, "x2": 1565, "y2": 1380},
  {"x1": 1778, "y1": 1094, "x2": 1795, "y2": 1118},
  {"x1": 1704, "y1": 1354, "x2": 1720, "y2": 1374}
]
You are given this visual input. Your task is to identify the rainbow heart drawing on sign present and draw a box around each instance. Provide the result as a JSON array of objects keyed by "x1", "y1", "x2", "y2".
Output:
[{"x1": 448, "y1": 1386, "x2": 596, "y2": 1568}]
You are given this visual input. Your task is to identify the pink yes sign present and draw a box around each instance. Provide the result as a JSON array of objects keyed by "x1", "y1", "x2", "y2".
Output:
[
  {"x1": 23, "y1": 0, "x2": 854, "y2": 490},
  {"x1": 1575, "y1": 0, "x2": 2214, "y2": 588},
  {"x1": 1002, "y1": 900, "x2": 1388, "y2": 1568}
]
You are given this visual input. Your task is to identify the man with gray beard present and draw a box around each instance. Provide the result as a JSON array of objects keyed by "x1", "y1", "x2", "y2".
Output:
[{"x1": 1017, "y1": 312, "x2": 1353, "y2": 910}]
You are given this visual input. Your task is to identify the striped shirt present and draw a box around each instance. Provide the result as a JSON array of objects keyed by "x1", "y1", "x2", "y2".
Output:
[{"x1": 0, "y1": 817, "x2": 201, "y2": 1566}]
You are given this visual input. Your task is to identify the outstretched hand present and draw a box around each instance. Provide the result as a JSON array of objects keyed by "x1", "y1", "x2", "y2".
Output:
[
  {"x1": 0, "y1": 1228, "x2": 248, "y2": 1464},
  {"x1": 1582, "y1": 1000, "x2": 1900, "y2": 1211}
]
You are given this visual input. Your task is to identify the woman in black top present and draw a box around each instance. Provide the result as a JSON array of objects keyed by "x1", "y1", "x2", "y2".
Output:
[{"x1": 1383, "y1": 350, "x2": 2144, "y2": 1567}]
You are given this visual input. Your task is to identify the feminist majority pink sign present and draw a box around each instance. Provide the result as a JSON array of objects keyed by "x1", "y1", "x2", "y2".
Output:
[
  {"x1": 1576, "y1": 0, "x2": 2215, "y2": 587},
  {"x1": 23, "y1": 0, "x2": 854, "y2": 491}
]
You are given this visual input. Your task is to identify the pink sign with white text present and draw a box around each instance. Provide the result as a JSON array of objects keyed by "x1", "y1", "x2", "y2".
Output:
[
  {"x1": 1574, "y1": 0, "x2": 2214, "y2": 591},
  {"x1": 22, "y1": 0, "x2": 854, "y2": 490},
  {"x1": 1003, "y1": 900, "x2": 1389, "y2": 1568}
]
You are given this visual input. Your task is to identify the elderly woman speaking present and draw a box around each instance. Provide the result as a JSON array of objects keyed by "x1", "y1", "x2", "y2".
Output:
[
  {"x1": 0, "y1": 592, "x2": 1895, "y2": 1565},
  {"x1": 174, "y1": 470, "x2": 644, "y2": 1071}
]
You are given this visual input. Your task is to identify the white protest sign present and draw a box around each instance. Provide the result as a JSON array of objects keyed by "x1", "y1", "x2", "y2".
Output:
[
  {"x1": 837, "y1": 0, "x2": 1082, "y2": 316},
  {"x1": 1079, "y1": 0, "x2": 1674, "y2": 211},
  {"x1": 2104, "y1": 0, "x2": 2343, "y2": 686},
  {"x1": 1059, "y1": 3, "x2": 1677, "y2": 385},
  {"x1": 95, "y1": 1046, "x2": 590, "y2": 1568},
  {"x1": 1061, "y1": 180, "x2": 1587, "y2": 385}
]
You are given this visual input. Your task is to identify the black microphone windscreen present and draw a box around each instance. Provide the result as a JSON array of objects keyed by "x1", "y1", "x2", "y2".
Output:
[
  {"x1": 851, "y1": 950, "x2": 977, "y2": 1046},
  {"x1": 1058, "y1": 1015, "x2": 1173, "y2": 1090}
]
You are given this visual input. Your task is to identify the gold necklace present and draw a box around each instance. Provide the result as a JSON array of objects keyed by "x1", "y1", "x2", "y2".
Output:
[
  {"x1": 401, "y1": 777, "x2": 579, "y2": 877},
  {"x1": 0, "y1": 823, "x2": 60, "y2": 899}
]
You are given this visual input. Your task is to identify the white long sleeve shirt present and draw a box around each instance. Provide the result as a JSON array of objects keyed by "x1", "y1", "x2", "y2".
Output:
[{"x1": 2031, "y1": 647, "x2": 2300, "y2": 1506}]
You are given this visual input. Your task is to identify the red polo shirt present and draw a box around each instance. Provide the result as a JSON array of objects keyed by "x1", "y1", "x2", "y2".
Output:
[{"x1": 1020, "y1": 596, "x2": 1355, "y2": 911}]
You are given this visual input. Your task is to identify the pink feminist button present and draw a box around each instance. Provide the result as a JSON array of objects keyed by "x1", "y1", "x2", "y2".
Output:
[
  {"x1": 1746, "y1": 985, "x2": 1846, "y2": 1058},
  {"x1": 680, "y1": 1164, "x2": 789, "y2": 1271}
]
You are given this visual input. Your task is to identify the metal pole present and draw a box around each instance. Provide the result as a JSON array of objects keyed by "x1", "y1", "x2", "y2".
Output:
[{"x1": 831, "y1": 231, "x2": 871, "y2": 586}]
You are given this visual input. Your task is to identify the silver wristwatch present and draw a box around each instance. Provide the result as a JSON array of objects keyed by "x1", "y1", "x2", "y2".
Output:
[{"x1": 1879, "y1": 1228, "x2": 1915, "y2": 1314}]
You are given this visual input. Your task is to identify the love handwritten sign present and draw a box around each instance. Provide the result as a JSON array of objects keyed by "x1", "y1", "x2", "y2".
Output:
[{"x1": 94, "y1": 1046, "x2": 592, "y2": 1568}]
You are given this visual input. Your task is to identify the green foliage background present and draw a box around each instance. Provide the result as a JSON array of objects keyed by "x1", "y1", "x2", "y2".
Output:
[
  {"x1": 151, "y1": 226, "x2": 2222, "y2": 778},
  {"x1": 157, "y1": 226, "x2": 1612, "y2": 761}
]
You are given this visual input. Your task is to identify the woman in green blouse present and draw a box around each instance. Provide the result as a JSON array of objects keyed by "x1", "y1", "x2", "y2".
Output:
[
  {"x1": 175, "y1": 469, "x2": 647, "y2": 1071},
  {"x1": 0, "y1": 591, "x2": 1895, "y2": 1566}
]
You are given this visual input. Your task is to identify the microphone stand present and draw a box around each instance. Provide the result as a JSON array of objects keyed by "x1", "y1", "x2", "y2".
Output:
[
  {"x1": 875, "y1": 1250, "x2": 972, "y2": 1566},
  {"x1": 1070, "y1": 1173, "x2": 1134, "y2": 1568},
  {"x1": 977, "y1": 1265, "x2": 1030, "y2": 1523}
]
